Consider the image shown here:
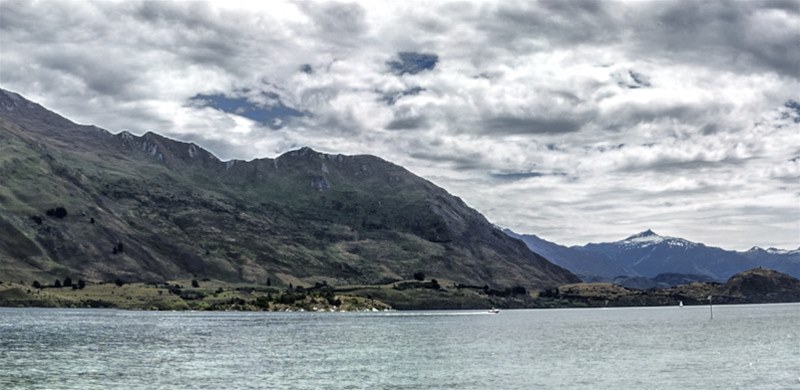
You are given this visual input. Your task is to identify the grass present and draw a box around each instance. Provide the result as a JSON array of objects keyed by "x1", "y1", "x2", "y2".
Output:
[{"x1": 0, "y1": 279, "x2": 391, "y2": 311}]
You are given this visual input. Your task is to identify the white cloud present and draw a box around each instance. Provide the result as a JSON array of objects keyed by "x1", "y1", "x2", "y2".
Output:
[{"x1": 1, "y1": 0, "x2": 798, "y2": 250}]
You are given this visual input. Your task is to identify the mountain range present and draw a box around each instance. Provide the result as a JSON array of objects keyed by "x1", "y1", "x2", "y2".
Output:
[
  {"x1": 507, "y1": 228, "x2": 800, "y2": 285},
  {"x1": 0, "y1": 88, "x2": 578, "y2": 290},
  {"x1": 2, "y1": 87, "x2": 796, "y2": 298}
]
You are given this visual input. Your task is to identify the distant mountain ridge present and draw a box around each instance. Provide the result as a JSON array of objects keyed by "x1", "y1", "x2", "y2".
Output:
[
  {"x1": 505, "y1": 228, "x2": 800, "y2": 283},
  {"x1": 503, "y1": 229, "x2": 635, "y2": 280},
  {"x1": 0, "y1": 88, "x2": 579, "y2": 289}
]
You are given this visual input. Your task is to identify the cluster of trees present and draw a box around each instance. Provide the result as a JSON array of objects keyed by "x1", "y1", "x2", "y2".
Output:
[
  {"x1": 32, "y1": 278, "x2": 86, "y2": 290},
  {"x1": 538, "y1": 287, "x2": 560, "y2": 298},
  {"x1": 483, "y1": 285, "x2": 528, "y2": 297}
]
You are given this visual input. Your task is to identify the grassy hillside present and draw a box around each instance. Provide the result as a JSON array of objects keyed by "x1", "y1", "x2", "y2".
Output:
[{"x1": 0, "y1": 88, "x2": 578, "y2": 292}]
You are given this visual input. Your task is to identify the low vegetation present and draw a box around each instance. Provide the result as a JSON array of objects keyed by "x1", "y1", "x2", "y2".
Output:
[{"x1": 1, "y1": 269, "x2": 797, "y2": 311}]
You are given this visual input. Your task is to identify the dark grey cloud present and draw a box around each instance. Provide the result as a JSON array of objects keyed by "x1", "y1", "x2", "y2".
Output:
[
  {"x1": 490, "y1": 171, "x2": 567, "y2": 181},
  {"x1": 631, "y1": 0, "x2": 800, "y2": 77},
  {"x1": 619, "y1": 156, "x2": 757, "y2": 173},
  {"x1": 298, "y1": 1, "x2": 367, "y2": 46},
  {"x1": 480, "y1": 0, "x2": 620, "y2": 48},
  {"x1": 604, "y1": 103, "x2": 723, "y2": 129},
  {"x1": 380, "y1": 86, "x2": 425, "y2": 105},
  {"x1": 466, "y1": 0, "x2": 800, "y2": 78},
  {"x1": 407, "y1": 142, "x2": 487, "y2": 171},
  {"x1": 481, "y1": 116, "x2": 583, "y2": 135},
  {"x1": 386, "y1": 116, "x2": 427, "y2": 130},
  {"x1": 387, "y1": 52, "x2": 439, "y2": 75}
]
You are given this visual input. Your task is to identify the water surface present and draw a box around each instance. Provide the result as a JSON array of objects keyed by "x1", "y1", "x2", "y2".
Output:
[{"x1": 1, "y1": 303, "x2": 798, "y2": 389}]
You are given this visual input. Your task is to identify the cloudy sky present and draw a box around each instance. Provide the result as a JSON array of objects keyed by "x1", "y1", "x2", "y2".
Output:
[{"x1": 1, "y1": 0, "x2": 798, "y2": 250}]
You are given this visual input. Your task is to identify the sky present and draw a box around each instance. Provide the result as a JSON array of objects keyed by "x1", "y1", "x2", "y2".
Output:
[{"x1": 1, "y1": 0, "x2": 798, "y2": 250}]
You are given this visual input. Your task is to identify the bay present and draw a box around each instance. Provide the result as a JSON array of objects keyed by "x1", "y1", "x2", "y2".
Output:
[{"x1": 1, "y1": 303, "x2": 798, "y2": 389}]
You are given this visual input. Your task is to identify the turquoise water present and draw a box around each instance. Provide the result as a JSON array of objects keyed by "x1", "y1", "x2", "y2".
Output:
[{"x1": 1, "y1": 304, "x2": 798, "y2": 389}]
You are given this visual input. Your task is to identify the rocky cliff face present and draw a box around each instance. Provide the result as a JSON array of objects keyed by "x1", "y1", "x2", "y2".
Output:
[{"x1": 0, "y1": 88, "x2": 579, "y2": 289}]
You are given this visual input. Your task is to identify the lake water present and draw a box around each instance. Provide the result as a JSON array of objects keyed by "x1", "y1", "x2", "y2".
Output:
[{"x1": 1, "y1": 303, "x2": 798, "y2": 389}]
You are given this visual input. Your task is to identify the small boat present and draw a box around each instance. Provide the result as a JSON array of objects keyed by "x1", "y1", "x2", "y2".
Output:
[{"x1": 488, "y1": 308, "x2": 500, "y2": 314}]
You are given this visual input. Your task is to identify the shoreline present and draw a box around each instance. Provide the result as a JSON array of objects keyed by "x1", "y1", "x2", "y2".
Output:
[{"x1": 2, "y1": 280, "x2": 798, "y2": 312}]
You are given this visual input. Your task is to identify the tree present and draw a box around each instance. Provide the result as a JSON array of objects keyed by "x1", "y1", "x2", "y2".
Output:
[
  {"x1": 266, "y1": 278, "x2": 271, "y2": 287},
  {"x1": 430, "y1": 279, "x2": 440, "y2": 289},
  {"x1": 63, "y1": 277, "x2": 73, "y2": 287},
  {"x1": 191, "y1": 279, "x2": 199, "y2": 288},
  {"x1": 413, "y1": 272, "x2": 425, "y2": 281},
  {"x1": 32, "y1": 281, "x2": 41, "y2": 289},
  {"x1": 54, "y1": 279, "x2": 62, "y2": 288},
  {"x1": 77, "y1": 279, "x2": 86, "y2": 289}
]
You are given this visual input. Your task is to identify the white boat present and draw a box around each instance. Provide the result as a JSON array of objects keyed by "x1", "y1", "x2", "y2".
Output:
[
  {"x1": 679, "y1": 301, "x2": 684, "y2": 308},
  {"x1": 488, "y1": 308, "x2": 500, "y2": 314}
]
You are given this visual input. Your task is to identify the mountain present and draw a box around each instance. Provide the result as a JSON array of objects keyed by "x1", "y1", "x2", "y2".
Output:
[
  {"x1": 577, "y1": 230, "x2": 758, "y2": 281},
  {"x1": 718, "y1": 268, "x2": 800, "y2": 303},
  {"x1": 0, "y1": 88, "x2": 578, "y2": 289},
  {"x1": 548, "y1": 268, "x2": 800, "y2": 307},
  {"x1": 740, "y1": 247, "x2": 800, "y2": 278},
  {"x1": 503, "y1": 229, "x2": 635, "y2": 281}
]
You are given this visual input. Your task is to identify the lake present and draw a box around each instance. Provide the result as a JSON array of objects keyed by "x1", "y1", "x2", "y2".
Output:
[{"x1": 1, "y1": 303, "x2": 798, "y2": 389}]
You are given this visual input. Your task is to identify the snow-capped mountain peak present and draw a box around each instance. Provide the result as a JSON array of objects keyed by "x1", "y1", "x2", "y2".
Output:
[
  {"x1": 620, "y1": 229, "x2": 697, "y2": 249},
  {"x1": 746, "y1": 246, "x2": 799, "y2": 255},
  {"x1": 622, "y1": 229, "x2": 664, "y2": 245}
]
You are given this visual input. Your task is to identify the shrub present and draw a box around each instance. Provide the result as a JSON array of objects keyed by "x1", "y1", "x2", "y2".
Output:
[
  {"x1": 511, "y1": 286, "x2": 527, "y2": 295},
  {"x1": 539, "y1": 288, "x2": 559, "y2": 298},
  {"x1": 32, "y1": 281, "x2": 41, "y2": 289},
  {"x1": 114, "y1": 278, "x2": 125, "y2": 287},
  {"x1": 30, "y1": 215, "x2": 43, "y2": 225},
  {"x1": 191, "y1": 279, "x2": 199, "y2": 288},
  {"x1": 45, "y1": 207, "x2": 68, "y2": 219},
  {"x1": 430, "y1": 279, "x2": 441, "y2": 289},
  {"x1": 77, "y1": 279, "x2": 86, "y2": 289},
  {"x1": 63, "y1": 277, "x2": 73, "y2": 287},
  {"x1": 54, "y1": 279, "x2": 62, "y2": 288},
  {"x1": 254, "y1": 296, "x2": 270, "y2": 309},
  {"x1": 413, "y1": 272, "x2": 425, "y2": 281}
]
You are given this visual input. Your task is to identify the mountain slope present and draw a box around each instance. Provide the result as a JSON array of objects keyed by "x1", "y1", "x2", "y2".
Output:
[
  {"x1": 503, "y1": 229, "x2": 636, "y2": 281},
  {"x1": 0, "y1": 88, "x2": 578, "y2": 289},
  {"x1": 577, "y1": 230, "x2": 757, "y2": 281},
  {"x1": 740, "y1": 247, "x2": 800, "y2": 279},
  {"x1": 718, "y1": 268, "x2": 800, "y2": 302}
]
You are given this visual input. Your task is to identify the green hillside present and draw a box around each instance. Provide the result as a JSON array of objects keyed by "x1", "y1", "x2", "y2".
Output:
[{"x1": 0, "y1": 88, "x2": 579, "y2": 291}]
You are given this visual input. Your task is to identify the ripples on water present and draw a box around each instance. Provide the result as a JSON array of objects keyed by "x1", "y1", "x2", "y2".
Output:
[{"x1": 1, "y1": 304, "x2": 798, "y2": 389}]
